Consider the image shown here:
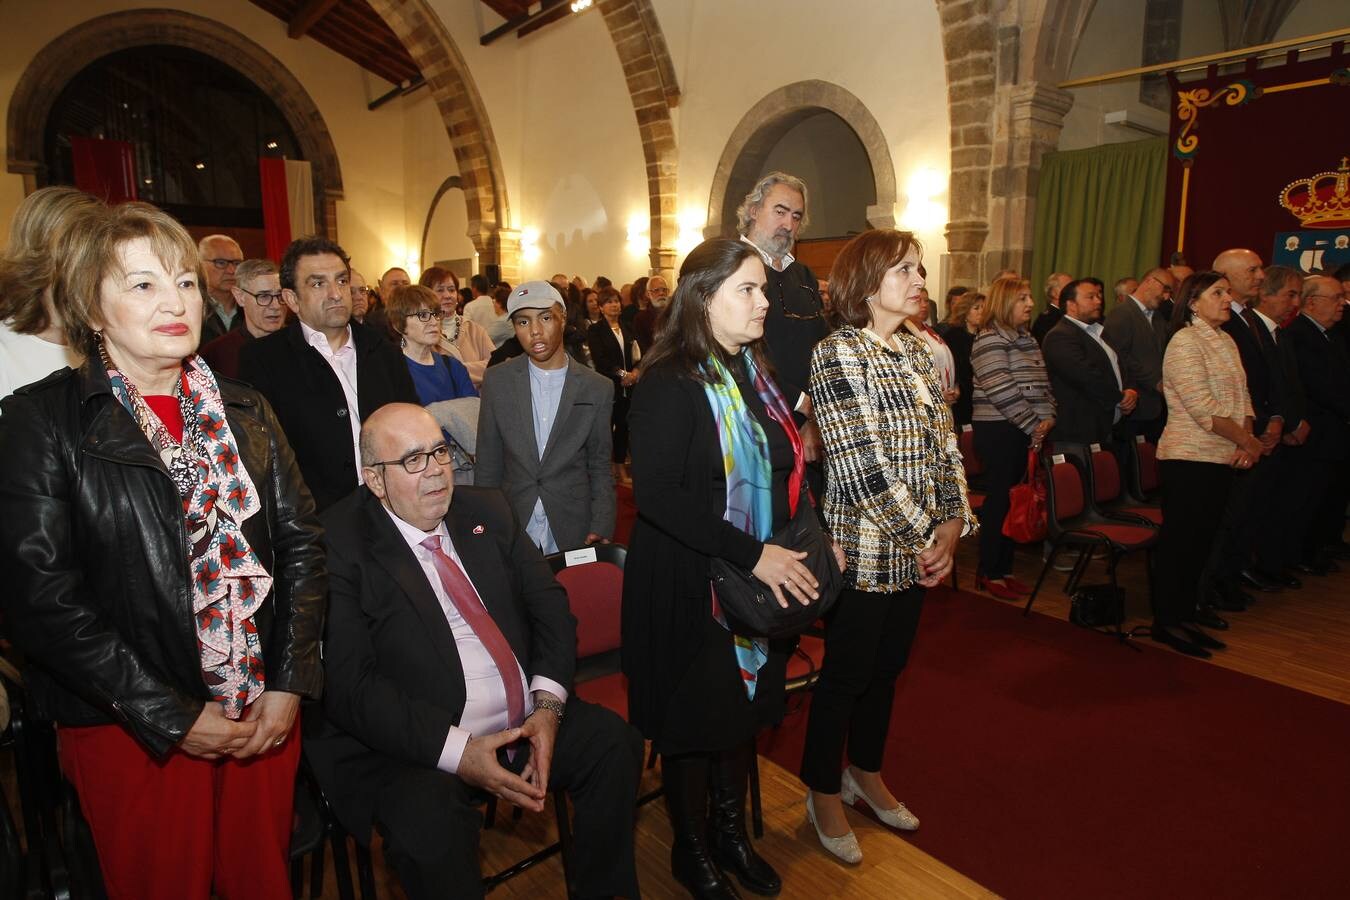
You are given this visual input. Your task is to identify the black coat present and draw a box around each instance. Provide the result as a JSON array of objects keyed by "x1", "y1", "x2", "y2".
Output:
[
  {"x1": 622, "y1": 364, "x2": 784, "y2": 746},
  {"x1": 943, "y1": 326, "x2": 977, "y2": 426},
  {"x1": 1041, "y1": 318, "x2": 1124, "y2": 446},
  {"x1": 238, "y1": 320, "x2": 418, "y2": 512},
  {"x1": 1103, "y1": 298, "x2": 1169, "y2": 422},
  {"x1": 1031, "y1": 304, "x2": 1064, "y2": 344},
  {"x1": 1280, "y1": 315, "x2": 1350, "y2": 461},
  {"x1": 1222, "y1": 310, "x2": 1288, "y2": 436},
  {"x1": 306, "y1": 486, "x2": 576, "y2": 839},
  {"x1": 586, "y1": 319, "x2": 638, "y2": 396},
  {"x1": 0, "y1": 364, "x2": 326, "y2": 758}
]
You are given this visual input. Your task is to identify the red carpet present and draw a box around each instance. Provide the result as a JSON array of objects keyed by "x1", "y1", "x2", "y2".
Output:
[{"x1": 757, "y1": 587, "x2": 1350, "y2": 899}]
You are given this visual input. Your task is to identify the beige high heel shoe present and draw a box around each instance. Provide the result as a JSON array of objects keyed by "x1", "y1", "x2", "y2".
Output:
[
  {"x1": 805, "y1": 791, "x2": 862, "y2": 865},
  {"x1": 840, "y1": 767, "x2": 920, "y2": 831}
]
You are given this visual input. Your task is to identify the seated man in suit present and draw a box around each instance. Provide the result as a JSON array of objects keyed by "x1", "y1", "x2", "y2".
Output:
[
  {"x1": 477, "y1": 281, "x2": 615, "y2": 553},
  {"x1": 239, "y1": 236, "x2": 418, "y2": 511},
  {"x1": 1103, "y1": 266, "x2": 1174, "y2": 444},
  {"x1": 310, "y1": 403, "x2": 643, "y2": 900},
  {"x1": 1042, "y1": 278, "x2": 1136, "y2": 449}
]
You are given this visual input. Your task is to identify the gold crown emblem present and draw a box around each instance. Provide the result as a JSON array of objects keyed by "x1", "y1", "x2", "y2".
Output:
[{"x1": 1279, "y1": 157, "x2": 1350, "y2": 229}]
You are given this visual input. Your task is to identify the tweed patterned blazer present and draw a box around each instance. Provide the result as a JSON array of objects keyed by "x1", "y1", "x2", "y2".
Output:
[{"x1": 809, "y1": 326, "x2": 977, "y2": 592}]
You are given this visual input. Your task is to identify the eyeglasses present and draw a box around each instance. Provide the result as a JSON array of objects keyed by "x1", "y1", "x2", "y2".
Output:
[
  {"x1": 239, "y1": 287, "x2": 284, "y2": 306},
  {"x1": 406, "y1": 308, "x2": 444, "y2": 322},
  {"x1": 1145, "y1": 274, "x2": 1174, "y2": 296},
  {"x1": 205, "y1": 258, "x2": 242, "y2": 270},
  {"x1": 353, "y1": 286, "x2": 372, "y2": 297},
  {"x1": 369, "y1": 444, "x2": 452, "y2": 474}
]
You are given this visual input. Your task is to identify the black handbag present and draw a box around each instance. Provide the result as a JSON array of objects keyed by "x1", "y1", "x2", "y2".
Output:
[
  {"x1": 1068, "y1": 584, "x2": 1125, "y2": 628},
  {"x1": 710, "y1": 499, "x2": 843, "y2": 639}
]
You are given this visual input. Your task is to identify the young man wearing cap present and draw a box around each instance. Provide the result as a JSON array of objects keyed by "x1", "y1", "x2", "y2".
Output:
[{"x1": 475, "y1": 281, "x2": 616, "y2": 552}]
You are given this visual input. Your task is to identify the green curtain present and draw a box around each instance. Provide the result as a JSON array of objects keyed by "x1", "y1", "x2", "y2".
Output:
[{"x1": 1030, "y1": 137, "x2": 1167, "y2": 312}]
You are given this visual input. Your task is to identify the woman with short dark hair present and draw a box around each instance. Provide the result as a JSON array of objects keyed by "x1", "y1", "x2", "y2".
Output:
[
  {"x1": 389, "y1": 283, "x2": 477, "y2": 402},
  {"x1": 800, "y1": 229, "x2": 974, "y2": 865},
  {"x1": 625, "y1": 238, "x2": 840, "y2": 897}
]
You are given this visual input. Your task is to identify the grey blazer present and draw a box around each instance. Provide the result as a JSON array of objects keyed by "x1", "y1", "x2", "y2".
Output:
[
  {"x1": 1103, "y1": 297, "x2": 1169, "y2": 422},
  {"x1": 475, "y1": 355, "x2": 615, "y2": 550}
]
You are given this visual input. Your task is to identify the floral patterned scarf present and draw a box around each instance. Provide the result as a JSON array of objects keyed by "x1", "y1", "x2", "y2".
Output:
[
  {"x1": 101, "y1": 346, "x2": 271, "y2": 718},
  {"x1": 702, "y1": 351, "x2": 804, "y2": 699}
]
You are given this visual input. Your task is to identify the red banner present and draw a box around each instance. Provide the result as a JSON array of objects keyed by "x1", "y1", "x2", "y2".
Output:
[{"x1": 70, "y1": 136, "x2": 138, "y2": 205}]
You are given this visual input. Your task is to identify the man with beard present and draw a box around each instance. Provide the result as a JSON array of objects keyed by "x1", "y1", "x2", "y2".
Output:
[
  {"x1": 633, "y1": 273, "x2": 669, "y2": 353},
  {"x1": 737, "y1": 172, "x2": 828, "y2": 486},
  {"x1": 200, "y1": 258, "x2": 287, "y2": 378},
  {"x1": 239, "y1": 237, "x2": 417, "y2": 511},
  {"x1": 1042, "y1": 277, "x2": 1135, "y2": 448}
]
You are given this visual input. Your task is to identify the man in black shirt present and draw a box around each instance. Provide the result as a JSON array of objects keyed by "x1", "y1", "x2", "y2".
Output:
[{"x1": 736, "y1": 172, "x2": 829, "y2": 484}]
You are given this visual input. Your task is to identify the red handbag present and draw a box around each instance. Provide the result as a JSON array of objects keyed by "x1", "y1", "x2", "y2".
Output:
[{"x1": 1002, "y1": 449, "x2": 1047, "y2": 543}]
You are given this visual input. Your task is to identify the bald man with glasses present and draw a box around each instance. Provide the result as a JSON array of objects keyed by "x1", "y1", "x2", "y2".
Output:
[{"x1": 198, "y1": 233, "x2": 245, "y2": 346}]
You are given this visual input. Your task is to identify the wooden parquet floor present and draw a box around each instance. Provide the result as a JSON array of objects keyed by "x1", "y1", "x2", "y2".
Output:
[{"x1": 320, "y1": 530, "x2": 1350, "y2": 900}]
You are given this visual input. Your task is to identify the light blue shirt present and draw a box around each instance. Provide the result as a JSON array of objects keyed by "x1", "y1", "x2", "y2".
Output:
[{"x1": 525, "y1": 360, "x2": 568, "y2": 553}]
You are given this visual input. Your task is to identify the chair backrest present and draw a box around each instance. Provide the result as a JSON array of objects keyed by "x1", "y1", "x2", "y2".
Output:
[
  {"x1": 1089, "y1": 446, "x2": 1123, "y2": 504},
  {"x1": 1048, "y1": 456, "x2": 1086, "y2": 521},
  {"x1": 957, "y1": 425, "x2": 982, "y2": 477},
  {"x1": 546, "y1": 545, "x2": 626, "y2": 658}
]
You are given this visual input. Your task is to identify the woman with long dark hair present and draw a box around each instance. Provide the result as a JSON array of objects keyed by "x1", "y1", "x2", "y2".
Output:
[{"x1": 625, "y1": 238, "x2": 841, "y2": 897}]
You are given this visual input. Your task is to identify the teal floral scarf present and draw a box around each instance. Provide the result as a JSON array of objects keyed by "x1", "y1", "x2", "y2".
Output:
[{"x1": 703, "y1": 352, "x2": 804, "y2": 698}]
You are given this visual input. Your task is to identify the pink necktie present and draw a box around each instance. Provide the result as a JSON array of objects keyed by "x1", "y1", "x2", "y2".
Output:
[{"x1": 420, "y1": 536, "x2": 525, "y2": 732}]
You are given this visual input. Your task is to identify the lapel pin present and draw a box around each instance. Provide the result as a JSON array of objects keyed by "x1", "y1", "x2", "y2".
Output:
[{"x1": 473, "y1": 524, "x2": 485, "y2": 535}]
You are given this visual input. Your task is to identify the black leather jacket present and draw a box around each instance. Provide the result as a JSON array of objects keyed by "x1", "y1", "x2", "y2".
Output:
[{"x1": 0, "y1": 363, "x2": 326, "y2": 758}]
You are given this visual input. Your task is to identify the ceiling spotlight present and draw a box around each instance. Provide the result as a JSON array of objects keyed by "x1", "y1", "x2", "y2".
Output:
[
  {"x1": 265, "y1": 140, "x2": 278, "y2": 150},
  {"x1": 570, "y1": 0, "x2": 592, "y2": 12},
  {"x1": 143, "y1": 177, "x2": 153, "y2": 185},
  {"x1": 194, "y1": 161, "x2": 206, "y2": 170}
]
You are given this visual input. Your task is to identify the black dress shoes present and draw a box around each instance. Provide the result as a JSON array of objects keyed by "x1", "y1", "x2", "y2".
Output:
[
  {"x1": 1181, "y1": 625, "x2": 1227, "y2": 651},
  {"x1": 1254, "y1": 568, "x2": 1302, "y2": 589},
  {"x1": 1239, "y1": 569, "x2": 1283, "y2": 592},
  {"x1": 1151, "y1": 627, "x2": 1212, "y2": 659},
  {"x1": 1208, "y1": 591, "x2": 1250, "y2": 612},
  {"x1": 1194, "y1": 607, "x2": 1229, "y2": 630},
  {"x1": 1293, "y1": 559, "x2": 1339, "y2": 575}
]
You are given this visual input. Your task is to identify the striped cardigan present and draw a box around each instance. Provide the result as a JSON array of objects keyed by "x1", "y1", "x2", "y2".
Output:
[
  {"x1": 809, "y1": 326, "x2": 977, "y2": 592},
  {"x1": 970, "y1": 322, "x2": 1056, "y2": 433}
]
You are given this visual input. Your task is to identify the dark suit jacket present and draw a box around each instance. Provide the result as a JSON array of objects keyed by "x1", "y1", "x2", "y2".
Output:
[
  {"x1": 476, "y1": 355, "x2": 615, "y2": 549},
  {"x1": 200, "y1": 326, "x2": 256, "y2": 379},
  {"x1": 1280, "y1": 315, "x2": 1350, "y2": 461},
  {"x1": 307, "y1": 486, "x2": 577, "y2": 839},
  {"x1": 1041, "y1": 317, "x2": 1124, "y2": 446},
  {"x1": 586, "y1": 320, "x2": 638, "y2": 398},
  {"x1": 1030, "y1": 304, "x2": 1063, "y2": 344},
  {"x1": 1221, "y1": 309, "x2": 1285, "y2": 435},
  {"x1": 759, "y1": 257, "x2": 827, "y2": 410},
  {"x1": 238, "y1": 320, "x2": 417, "y2": 511},
  {"x1": 1103, "y1": 298, "x2": 1168, "y2": 422}
]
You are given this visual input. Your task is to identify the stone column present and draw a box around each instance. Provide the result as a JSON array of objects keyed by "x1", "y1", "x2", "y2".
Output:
[
  {"x1": 492, "y1": 227, "x2": 522, "y2": 285},
  {"x1": 984, "y1": 83, "x2": 1074, "y2": 280},
  {"x1": 648, "y1": 245, "x2": 676, "y2": 282}
]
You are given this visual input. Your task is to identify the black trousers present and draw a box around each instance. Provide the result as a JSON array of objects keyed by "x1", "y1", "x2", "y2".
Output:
[
  {"x1": 1205, "y1": 448, "x2": 1279, "y2": 594},
  {"x1": 373, "y1": 700, "x2": 643, "y2": 900},
  {"x1": 972, "y1": 419, "x2": 1030, "y2": 578},
  {"x1": 612, "y1": 394, "x2": 631, "y2": 464},
  {"x1": 1154, "y1": 460, "x2": 1233, "y2": 627},
  {"x1": 799, "y1": 585, "x2": 926, "y2": 794}
]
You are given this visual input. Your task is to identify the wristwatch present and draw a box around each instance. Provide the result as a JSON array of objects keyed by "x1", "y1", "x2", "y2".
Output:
[{"x1": 532, "y1": 694, "x2": 565, "y2": 722}]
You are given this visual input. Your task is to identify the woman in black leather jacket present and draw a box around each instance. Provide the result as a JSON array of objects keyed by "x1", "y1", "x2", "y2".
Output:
[{"x1": 0, "y1": 203, "x2": 325, "y2": 900}]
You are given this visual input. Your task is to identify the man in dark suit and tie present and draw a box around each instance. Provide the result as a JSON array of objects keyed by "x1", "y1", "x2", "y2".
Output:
[
  {"x1": 1042, "y1": 278, "x2": 1136, "y2": 449},
  {"x1": 239, "y1": 237, "x2": 418, "y2": 511},
  {"x1": 309, "y1": 403, "x2": 643, "y2": 899},
  {"x1": 1103, "y1": 266, "x2": 1174, "y2": 444},
  {"x1": 477, "y1": 281, "x2": 615, "y2": 553},
  {"x1": 1281, "y1": 275, "x2": 1350, "y2": 571}
]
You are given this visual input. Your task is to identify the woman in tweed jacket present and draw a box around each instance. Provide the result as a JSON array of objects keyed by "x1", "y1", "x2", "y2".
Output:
[
  {"x1": 970, "y1": 276, "x2": 1056, "y2": 600},
  {"x1": 799, "y1": 230, "x2": 976, "y2": 865}
]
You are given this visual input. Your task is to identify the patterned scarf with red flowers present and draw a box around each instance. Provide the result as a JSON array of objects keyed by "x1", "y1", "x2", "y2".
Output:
[{"x1": 102, "y1": 347, "x2": 272, "y2": 719}]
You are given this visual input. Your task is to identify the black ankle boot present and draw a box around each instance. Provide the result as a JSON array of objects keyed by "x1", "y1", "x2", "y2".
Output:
[
  {"x1": 707, "y1": 743, "x2": 781, "y2": 896},
  {"x1": 663, "y1": 753, "x2": 741, "y2": 899}
]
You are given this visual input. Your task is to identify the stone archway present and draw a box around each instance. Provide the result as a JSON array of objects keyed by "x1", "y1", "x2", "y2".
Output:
[
  {"x1": 704, "y1": 80, "x2": 897, "y2": 240},
  {"x1": 597, "y1": 0, "x2": 681, "y2": 278},
  {"x1": 419, "y1": 174, "x2": 465, "y2": 267},
  {"x1": 7, "y1": 9, "x2": 344, "y2": 239}
]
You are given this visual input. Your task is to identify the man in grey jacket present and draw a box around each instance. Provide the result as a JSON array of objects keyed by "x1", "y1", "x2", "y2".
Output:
[{"x1": 476, "y1": 281, "x2": 615, "y2": 552}]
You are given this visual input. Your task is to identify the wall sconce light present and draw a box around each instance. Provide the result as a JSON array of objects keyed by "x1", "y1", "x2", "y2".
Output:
[
  {"x1": 194, "y1": 161, "x2": 207, "y2": 171},
  {"x1": 900, "y1": 167, "x2": 948, "y2": 233},
  {"x1": 676, "y1": 209, "x2": 705, "y2": 256},
  {"x1": 521, "y1": 227, "x2": 542, "y2": 265},
  {"x1": 570, "y1": 0, "x2": 593, "y2": 12}
]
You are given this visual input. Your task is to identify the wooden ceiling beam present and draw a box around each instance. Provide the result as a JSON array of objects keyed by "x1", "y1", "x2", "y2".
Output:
[{"x1": 289, "y1": 0, "x2": 340, "y2": 39}]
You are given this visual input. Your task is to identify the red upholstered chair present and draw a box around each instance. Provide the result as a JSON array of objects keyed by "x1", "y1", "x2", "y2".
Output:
[
  {"x1": 1124, "y1": 435, "x2": 1162, "y2": 504},
  {"x1": 1062, "y1": 443, "x2": 1163, "y2": 528},
  {"x1": 1023, "y1": 453, "x2": 1157, "y2": 633}
]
